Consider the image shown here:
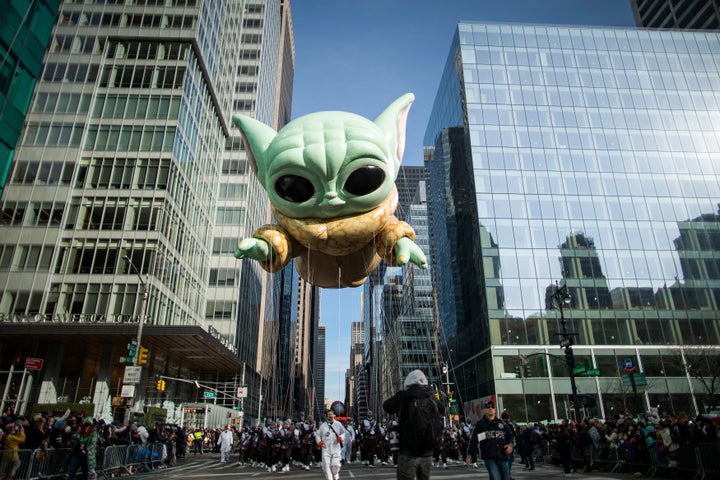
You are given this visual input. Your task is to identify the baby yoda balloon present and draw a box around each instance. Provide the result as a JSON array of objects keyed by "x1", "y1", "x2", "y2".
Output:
[{"x1": 232, "y1": 93, "x2": 428, "y2": 288}]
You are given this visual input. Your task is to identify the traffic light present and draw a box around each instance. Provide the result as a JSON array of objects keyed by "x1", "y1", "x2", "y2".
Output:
[
  {"x1": 434, "y1": 391, "x2": 440, "y2": 400},
  {"x1": 137, "y1": 346, "x2": 149, "y2": 365},
  {"x1": 156, "y1": 379, "x2": 166, "y2": 391},
  {"x1": 447, "y1": 391, "x2": 453, "y2": 401},
  {"x1": 564, "y1": 347, "x2": 574, "y2": 366}
]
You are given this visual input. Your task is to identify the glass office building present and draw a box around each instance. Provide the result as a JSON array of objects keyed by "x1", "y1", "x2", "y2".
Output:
[
  {"x1": 0, "y1": 0, "x2": 61, "y2": 198},
  {"x1": 425, "y1": 23, "x2": 720, "y2": 422}
]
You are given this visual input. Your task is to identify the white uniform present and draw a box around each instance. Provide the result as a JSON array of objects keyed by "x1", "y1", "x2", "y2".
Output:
[
  {"x1": 342, "y1": 425, "x2": 355, "y2": 463},
  {"x1": 217, "y1": 429, "x2": 234, "y2": 462},
  {"x1": 316, "y1": 420, "x2": 347, "y2": 480}
]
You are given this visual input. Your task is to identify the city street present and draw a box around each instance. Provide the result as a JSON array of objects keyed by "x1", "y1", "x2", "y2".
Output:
[{"x1": 131, "y1": 454, "x2": 633, "y2": 479}]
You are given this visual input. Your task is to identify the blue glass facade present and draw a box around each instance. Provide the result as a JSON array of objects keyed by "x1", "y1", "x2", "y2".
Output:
[{"x1": 425, "y1": 23, "x2": 720, "y2": 422}]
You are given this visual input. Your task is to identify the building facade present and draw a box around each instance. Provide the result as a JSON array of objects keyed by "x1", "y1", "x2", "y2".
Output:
[
  {"x1": 425, "y1": 23, "x2": 720, "y2": 422},
  {"x1": 630, "y1": 0, "x2": 720, "y2": 29},
  {"x1": 0, "y1": 0, "x2": 297, "y2": 426},
  {"x1": 0, "y1": 0, "x2": 61, "y2": 198}
]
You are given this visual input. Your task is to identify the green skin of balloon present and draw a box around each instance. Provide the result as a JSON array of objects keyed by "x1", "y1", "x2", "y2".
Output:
[{"x1": 232, "y1": 93, "x2": 428, "y2": 287}]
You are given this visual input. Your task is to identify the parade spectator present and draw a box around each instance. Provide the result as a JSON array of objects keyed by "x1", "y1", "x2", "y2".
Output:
[
  {"x1": 1, "y1": 421, "x2": 25, "y2": 480},
  {"x1": 466, "y1": 401, "x2": 514, "y2": 480}
]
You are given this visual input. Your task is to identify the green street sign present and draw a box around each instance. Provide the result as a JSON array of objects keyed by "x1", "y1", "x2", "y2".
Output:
[
  {"x1": 573, "y1": 365, "x2": 587, "y2": 375},
  {"x1": 203, "y1": 391, "x2": 217, "y2": 399},
  {"x1": 120, "y1": 356, "x2": 135, "y2": 364},
  {"x1": 622, "y1": 372, "x2": 647, "y2": 387},
  {"x1": 580, "y1": 368, "x2": 600, "y2": 377}
]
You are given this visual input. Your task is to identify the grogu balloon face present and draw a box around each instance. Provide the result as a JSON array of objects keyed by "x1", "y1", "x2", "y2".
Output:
[
  {"x1": 232, "y1": 93, "x2": 427, "y2": 288},
  {"x1": 233, "y1": 93, "x2": 412, "y2": 220}
]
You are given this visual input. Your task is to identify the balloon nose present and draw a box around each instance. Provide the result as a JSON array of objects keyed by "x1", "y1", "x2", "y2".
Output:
[{"x1": 320, "y1": 192, "x2": 344, "y2": 207}]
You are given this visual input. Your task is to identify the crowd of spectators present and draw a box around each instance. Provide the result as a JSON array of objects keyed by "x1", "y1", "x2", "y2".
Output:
[{"x1": 0, "y1": 408, "x2": 194, "y2": 479}]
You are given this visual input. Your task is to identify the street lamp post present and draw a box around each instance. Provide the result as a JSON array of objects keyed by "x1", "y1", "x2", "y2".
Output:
[
  {"x1": 550, "y1": 282, "x2": 581, "y2": 421},
  {"x1": 124, "y1": 255, "x2": 149, "y2": 364}
]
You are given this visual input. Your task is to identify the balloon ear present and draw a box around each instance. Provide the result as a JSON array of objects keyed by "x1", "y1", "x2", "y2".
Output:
[
  {"x1": 232, "y1": 115, "x2": 278, "y2": 185},
  {"x1": 373, "y1": 93, "x2": 414, "y2": 167}
]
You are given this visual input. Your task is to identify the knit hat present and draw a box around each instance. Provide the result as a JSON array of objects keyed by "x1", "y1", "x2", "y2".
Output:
[{"x1": 403, "y1": 370, "x2": 428, "y2": 388}]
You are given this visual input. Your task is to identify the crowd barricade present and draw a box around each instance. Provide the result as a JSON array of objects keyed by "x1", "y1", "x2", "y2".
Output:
[
  {"x1": 697, "y1": 443, "x2": 720, "y2": 480},
  {"x1": 0, "y1": 443, "x2": 171, "y2": 480},
  {"x1": 0, "y1": 448, "x2": 33, "y2": 480},
  {"x1": 544, "y1": 441, "x2": 719, "y2": 479},
  {"x1": 27, "y1": 447, "x2": 72, "y2": 479},
  {"x1": 97, "y1": 445, "x2": 131, "y2": 479}
]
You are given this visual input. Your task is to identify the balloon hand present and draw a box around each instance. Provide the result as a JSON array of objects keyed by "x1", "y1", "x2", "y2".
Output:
[
  {"x1": 234, "y1": 238, "x2": 271, "y2": 262},
  {"x1": 394, "y1": 237, "x2": 428, "y2": 269}
]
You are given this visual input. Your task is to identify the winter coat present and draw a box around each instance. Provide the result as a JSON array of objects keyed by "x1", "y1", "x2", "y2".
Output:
[
  {"x1": 468, "y1": 416, "x2": 514, "y2": 461},
  {"x1": 383, "y1": 384, "x2": 444, "y2": 457}
]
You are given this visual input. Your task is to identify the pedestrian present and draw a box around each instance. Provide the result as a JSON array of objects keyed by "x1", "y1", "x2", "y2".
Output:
[
  {"x1": 1, "y1": 421, "x2": 25, "y2": 480},
  {"x1": 217, "y1": 426, "x2": 234, "y2": 463},
  {"x1": 465, "y1": 400, "x2": 514, "y2": 480},
  {"x1": 66, "y1": 418, "x2": 93, "y2": 480},
  {"x1": 315, "y1": 409, "x2": 346, "y2": 480},
  {"x1": 359, "y1": 410, "x2": 378, "y2": 467},
  {"x1": 341, "y1": 420, "x2": 355, "y2": 464},
  {"x1": 382, "y1": 369, "x2": 444, "y2": 480}
]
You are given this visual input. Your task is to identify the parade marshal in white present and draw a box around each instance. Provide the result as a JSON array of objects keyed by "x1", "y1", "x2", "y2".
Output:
[{"x1": 315, "y1": 409, "x2": 347, "y2": 480}]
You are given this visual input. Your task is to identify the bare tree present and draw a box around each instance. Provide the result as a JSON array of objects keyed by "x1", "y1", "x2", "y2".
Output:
[{"x1": 681, "y1": 347, "x2": 720, "y2": 412}]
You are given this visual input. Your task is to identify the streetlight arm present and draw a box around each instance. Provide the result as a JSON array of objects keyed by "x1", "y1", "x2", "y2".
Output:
[{"x1": 159, "y1": 375, "x2": 243, "y2": 402}]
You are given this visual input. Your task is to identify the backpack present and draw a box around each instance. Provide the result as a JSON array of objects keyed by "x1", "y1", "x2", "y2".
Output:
[{"x1": 403, "y1": 396, "x2": 441, "y2": 453}]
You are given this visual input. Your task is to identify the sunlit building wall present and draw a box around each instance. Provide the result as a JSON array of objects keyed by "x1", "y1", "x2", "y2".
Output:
[{"x1": 0, "y1": 0, "x2": 292, "y2": 423}]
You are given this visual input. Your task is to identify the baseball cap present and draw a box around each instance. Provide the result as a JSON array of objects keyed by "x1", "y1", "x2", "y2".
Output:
[{"x1": 484, "y1": 400, "x2": 495, "y2": 408}]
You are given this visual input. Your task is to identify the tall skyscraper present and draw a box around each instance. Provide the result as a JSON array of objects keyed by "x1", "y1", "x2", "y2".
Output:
[
  {"x1": 630, "y1": 0, "x2": 720, "y2": 29},
  {"x1": 0, "y1": 0, "x2": 295, "y2": 424},
  {"x1": 315, "y1": 323, "x2": 326, "y2": 409},
  {"x1": 0, "y1": 0, "x2": 61, "y2": 198},
  {"x1": 378, "y1": 183, "x2": 439, "y2": 405},
  {"x1": 426, "y1": 23, "x2": 720, "y2": 422}
]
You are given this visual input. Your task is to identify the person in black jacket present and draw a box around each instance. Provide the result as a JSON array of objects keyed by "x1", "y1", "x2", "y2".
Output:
[
  {"x1": 383, "y1": 370, "x2": 444, "y2": 480},
  {"x1": 465, "y1": 400, "x2": 514, "y2": 480}
]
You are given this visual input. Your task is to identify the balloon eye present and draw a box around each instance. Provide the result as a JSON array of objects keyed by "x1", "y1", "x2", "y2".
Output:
[
  {"x1": 275, "y1": 175, "x2": 315, "y2": 203},
  {"x1": 344, "y1": 166, "x2": 386, "y2": 196}
]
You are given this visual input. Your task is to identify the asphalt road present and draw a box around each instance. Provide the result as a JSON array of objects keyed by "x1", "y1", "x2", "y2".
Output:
[{"x1": 130, "y1": 453, "x2": 638, "y2": 479}]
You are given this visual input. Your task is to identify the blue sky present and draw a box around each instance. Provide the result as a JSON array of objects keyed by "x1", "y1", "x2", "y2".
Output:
[{"x1": 289, "y1": 0, "x2": 635, "y2": 403}]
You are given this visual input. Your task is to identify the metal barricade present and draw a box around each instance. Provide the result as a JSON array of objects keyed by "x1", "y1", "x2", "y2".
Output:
[
  {"x1": 124, "y1": 443, "x2": 156, "y2": 473},
  {"x1": 697, "y1": 443, "x2": 720, "y2": 480},
  {"x1": 97, "y1": 445, "x2": 131, "y2": 479},
  {"x1": 27, "y1": 447, "x2": 72, "y2": 480},
  {"x1": 0, "y1": 448, "x2": 33, "y2": 480},
  {"x1": 150, "y1": 443, "x2": 166, "y2": 469}
]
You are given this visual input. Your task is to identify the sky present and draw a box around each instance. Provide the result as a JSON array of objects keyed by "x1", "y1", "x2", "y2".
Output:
[{"x1": 289, "y1": 0, "x2": 636, "y2": 403}]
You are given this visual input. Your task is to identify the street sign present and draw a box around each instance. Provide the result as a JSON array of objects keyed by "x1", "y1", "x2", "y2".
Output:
[
  {"x1": 237, "y1": 386, "x2": 248, "y2": 398},
  {"x1": 25, "y1": 358, "x2": 43, "y2": 370},
  {"x1": 120, "y1": 356, "x2": 135, "y2": 364},
  {"x1": 585, "y1": 369, "x2": 601, "y2": 377},
  {"x1": 573, "y1": 365, "x2": 587, "y2": 375},
  {"x1": 622, "y1": 357, "x2": 635, "y2": 370},
  {"x1": 203, "y1": 391, "x2": 217, "y2": 399},
  {"x1": 622, "y1": 372, "x2": 647, "y2": 387},
  {"x1": 120, "y1": 384, "x2": 136, "y2": 397},
  {"x1": 123, "y1": 366, "x2": 142, "y2": 384}
]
